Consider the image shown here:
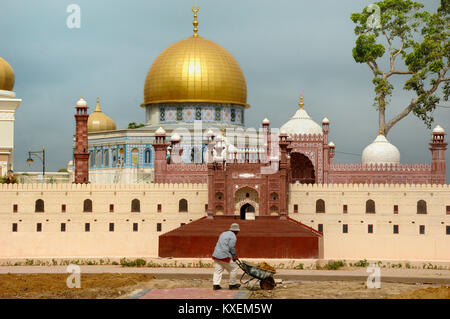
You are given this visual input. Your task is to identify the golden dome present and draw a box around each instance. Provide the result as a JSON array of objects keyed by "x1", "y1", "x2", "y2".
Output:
[
  {"x1": 88, "y1": 97, "x2": 117, "y2": 133},
  {"x1": 143, "y1": 35, "x2": 247, "y2": 107},
  {"x1": 0, "y1": 57, "x2": 15, "y2": 91}
]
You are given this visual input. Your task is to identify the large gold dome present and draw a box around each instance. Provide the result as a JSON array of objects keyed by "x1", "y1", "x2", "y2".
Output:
[
  {"x1": 0, "y1": 57, "x2": 15, "y2": 91},
  {"x1": 143, "y1": 36, "x2": 248, "y2": 107}
]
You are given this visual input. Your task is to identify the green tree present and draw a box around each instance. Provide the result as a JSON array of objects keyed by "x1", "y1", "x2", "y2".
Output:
[
  {"x1": 128, "y1": 122, "x2": 145, "y2": 129},
  {"x1": 351, "y1": 0, "x2": 449, "y2": 135}
]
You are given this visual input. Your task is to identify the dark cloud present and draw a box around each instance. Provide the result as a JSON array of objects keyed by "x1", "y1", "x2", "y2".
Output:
[{"x1": 2, "y1": 0, "x2": 447, "y2": 178}]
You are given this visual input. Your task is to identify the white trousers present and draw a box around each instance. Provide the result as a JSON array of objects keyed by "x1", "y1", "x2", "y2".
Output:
[{"x1": 213, "y1": 260, "x2": 239, "y2": 286}]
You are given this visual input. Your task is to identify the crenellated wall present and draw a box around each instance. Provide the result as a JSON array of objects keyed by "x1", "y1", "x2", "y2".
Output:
[
  {"x1": 289, "y1": 183, "x2": 450, "y2": 261},
  {"x1": 328, "y1": 163, "x2": 434, "y2": 184},
  {"x1": 0, "y1": 183, "x2": 208, "y2": 258},
  {"x1": 0, "y1": 183, "x2": 448, "y2": 261}
]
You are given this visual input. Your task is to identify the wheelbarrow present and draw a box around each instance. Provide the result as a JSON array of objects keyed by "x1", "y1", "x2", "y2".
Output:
[{"x1": 235, "y1": 259, "x2": 276, "y2": 290}]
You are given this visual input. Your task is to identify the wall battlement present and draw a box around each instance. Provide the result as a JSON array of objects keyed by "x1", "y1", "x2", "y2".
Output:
[
  {"x1": 0, "y1": 183, "x2": 208, "y2": 191},
  {"x1": 330, "y1": 163, "x2": 432, "y2": 172}
]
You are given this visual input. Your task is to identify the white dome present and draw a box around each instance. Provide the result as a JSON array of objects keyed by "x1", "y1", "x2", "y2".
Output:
[
  {"x1": 362, "y1": 134, "x2": 400, "y2": 165},
  {"x1": 433, "y1": 124, "x2": 445, "y2": 134},
  {"x1": 322, "y1": 117, "x2": 329, "y2": 124},
  {"x1": 171, "y1": 133, "x2": 181, "y2": 142},
  {"x1": 280, "y1": 108, "x2": 323, "y2": 136},
  {"x1": 155, "y1": 127, "x2": 166, "y2": 135},
  {"x1": 328, "y1": 141, "x2": 335, "y2": 148},
  {"x1": 262, "y1": 117, "x2": 270, "y2": 125},
  {"x1": 76, "y1": 97, "x2": 87, "y2": 107}
]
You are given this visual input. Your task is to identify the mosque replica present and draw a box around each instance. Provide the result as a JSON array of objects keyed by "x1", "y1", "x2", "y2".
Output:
[{"x1": 0, "y1": 7, "x2": 448, "y2": 262}]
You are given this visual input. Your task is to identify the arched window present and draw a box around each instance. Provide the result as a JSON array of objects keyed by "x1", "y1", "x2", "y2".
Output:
[
  {"x1": 144, "y1": 149, "x2": 151, "y2": 164},
  {"x1": 89, "y1": 151, "x2": 95, "y2": 168},
  {"x1": 35, "y1": 199, "x2": 44, "y2": 213},
  {"x1": 112, "y1": 149, "x2": 117, "y2": 167},
  {"x1": 179, "y1": 199, "x2": 188, "y2": 212},
  {"x1": 270, "y1": 206, "x2": 279, "y2": 215},
  {"x1": 417, "y1": 200, "x2": 427, "y2": 214},
  {"x1": 316, "y1": 199, "x2": 325, "y2": 213},
  {"x1": 104, "y1": 150, "x2": 109, "y2": 167},
  {"x1": 96, "y1": 150, "x2": 102, "y2": 167},
  {"x1": 131, "y1": 199, "x2": 140, "y2": 212},
  {"x1": 215, "y1": 192, "x2": 223, "y2": 200},
  {"x1": 366, "y1": 200, "x2": 376, "y2": 214},
  {"x1": 83, "y1": 199, "x2": 92, "y2": 213},
  {"x1": 119, "y1": 148, "x2": 125, "y2": 164},
  {"x1": 215, "y1": 205, "x2": 224, "y2": 215},
  {"x1": 270, "y1": 192, "x2": 279, "y2": 201},
  {"x1": 131, "y1": 148, "x2": 139, "y2": 166}
]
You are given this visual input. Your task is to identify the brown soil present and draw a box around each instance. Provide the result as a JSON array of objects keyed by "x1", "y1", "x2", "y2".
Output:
[
  {"x1": 248, "y1": 281, "x2": 447, "y2": 299},
  {"x1": 388, "y1": 285, "x2": 450, "y2": 299},
  {"x1": 0, "y1": 273, "x2": 155, "y2": 299},
  {"x1": 0, "y1": 274, "x2": 447, "y2": 299}
]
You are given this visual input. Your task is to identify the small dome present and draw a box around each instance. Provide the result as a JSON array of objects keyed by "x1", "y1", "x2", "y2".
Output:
[
  {"x1": 433, "y1": 124, "x2": 445, "y2": 134},
  {"x1": 155, "y1": 127, "x2": 166, "y2": 135},
  {"x1": 280, "y1": 108, "x2": 323, "y2": 136},
  {"x1": 328, "y1": 141, "x2": 335, "y2": 148},
  {"x1": 262, "y1": 117, "x2": 270, "y2": 125},
  {"x1": 362, "y1": 134, "x2": 400, "y2": 165},
  {"x1": 0, "y1": 57, "x2": 15, "y2": 91},
  {"x1": 171, "y1": 133, "x2": 181, "y2": 142},
  {"x1": 88, "y1": 97, "x2": 116, "y2": 133},
  {"x1": 206, "y1": 129, "x2": 214, "y2": 137},
  {"x1": 76, "y1": 98, "x2": 87, "y2": 107},
  {"x1": 322, "y1": 117, "x2": 329, "y2": 124}
]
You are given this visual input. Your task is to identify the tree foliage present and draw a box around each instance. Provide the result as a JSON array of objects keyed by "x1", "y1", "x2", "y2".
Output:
[
  {"x1": 128, "y1": 122, "x2": 145, "y2": 129},
  {"x1": 351, "y1": 0, "x2": 449, "y2": 135}
]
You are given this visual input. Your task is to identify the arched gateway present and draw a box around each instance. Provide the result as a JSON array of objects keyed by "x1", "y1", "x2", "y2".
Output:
[{"x1": 240, "y1": 203, "x2": 255, "y2": 220}]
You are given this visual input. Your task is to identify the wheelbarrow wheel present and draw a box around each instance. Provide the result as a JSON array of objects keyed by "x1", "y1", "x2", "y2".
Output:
[{"x1": 260, "y1": 277, "x2": 276, "y2": 290}]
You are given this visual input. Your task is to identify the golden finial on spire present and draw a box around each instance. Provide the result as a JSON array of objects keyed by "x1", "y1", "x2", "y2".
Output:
[
  {"x1": 95, "y1": 96, "x2": 101, "y2": 112},
  {"x1": 192, "y1": 5, "x2": 199, "y2": 37},
  {"x1": 221, "y1": 125, "x2": 225, "y2": 137},
  {"x1": 379, "y1": 127, "x2": 384, "y2": 135},
  {"x1": 299, "y1": 90, "x2": 304, "y2": 109}
]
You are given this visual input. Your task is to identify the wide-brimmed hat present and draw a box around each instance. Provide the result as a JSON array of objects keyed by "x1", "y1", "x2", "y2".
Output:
[{"x1": 230, "y1": 223, "x2": 240, "y2": 232}]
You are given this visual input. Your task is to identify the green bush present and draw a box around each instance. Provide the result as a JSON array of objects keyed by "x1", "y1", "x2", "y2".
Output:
[
  {"x1": 324, "y1": 260, "x2": 346, "y2": 270},
  {"x1": 295, "y1": 263, "x2": 304, "y2": 270},
  {"x1": 354, "y1": 259, "x2": 369, "y2": 267}
]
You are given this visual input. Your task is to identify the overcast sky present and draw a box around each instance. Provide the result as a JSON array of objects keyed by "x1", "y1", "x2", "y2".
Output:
[{"x1": 1, "y1": 0, "x2": 448, "y2": 178}]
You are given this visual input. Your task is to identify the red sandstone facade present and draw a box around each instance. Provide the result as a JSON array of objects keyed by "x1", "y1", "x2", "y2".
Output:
[
  {"x1": 73, "y1": 100, "x2": 90, "y2": 184},
  {"x1": 153, "y1": 121, "x2": 447, "y2": 219}
]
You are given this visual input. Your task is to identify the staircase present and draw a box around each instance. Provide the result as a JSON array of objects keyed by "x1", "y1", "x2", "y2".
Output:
[{"x1": 159, "y1": 216, "x2": 323, "y2": 259}]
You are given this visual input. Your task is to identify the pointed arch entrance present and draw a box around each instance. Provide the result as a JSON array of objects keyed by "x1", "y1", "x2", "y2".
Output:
[
  {"x1": 234, "y1": 186, "x2": 259, "y2": 218},
  {"x1": 290, "y1": 152, "x2": 315, "y2": 184},
  {"x1": 240, "y1": 203, "x2": 255, "y2": 220}
]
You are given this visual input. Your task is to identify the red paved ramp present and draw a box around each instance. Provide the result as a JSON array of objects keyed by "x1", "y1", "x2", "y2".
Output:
[
  {"x1": 159, "y1": 216, "x2": 323, "y2": 259},
  {"x1": 136, "y1": 288, "x2": 248, "y2": 299}
]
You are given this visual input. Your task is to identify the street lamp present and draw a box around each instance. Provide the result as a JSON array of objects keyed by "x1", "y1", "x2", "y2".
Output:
[{"x1": 26, "y1": 146, "x2": 46, "y2": 181}]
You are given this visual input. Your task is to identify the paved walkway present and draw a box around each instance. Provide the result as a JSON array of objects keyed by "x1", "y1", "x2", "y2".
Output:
[
  {"x1": 0, "y1": 266, "x2": 449, "y2": 284},
  {"x1": 131, "y1": 288, "x2": 249, "y2": 299}
]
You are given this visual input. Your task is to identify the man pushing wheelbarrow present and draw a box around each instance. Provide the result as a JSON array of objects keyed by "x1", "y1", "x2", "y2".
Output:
[
  {"x1": 211, "y1": 223, "x2": 277, "y2": 291},
  {"x1": 211, "y1": 223, "x2": 241, "y2": 290}
]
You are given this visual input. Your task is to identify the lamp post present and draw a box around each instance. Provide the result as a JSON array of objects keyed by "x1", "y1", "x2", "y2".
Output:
[{"x1": 26, "y1": 146, "x2": 46, "y2": 182}]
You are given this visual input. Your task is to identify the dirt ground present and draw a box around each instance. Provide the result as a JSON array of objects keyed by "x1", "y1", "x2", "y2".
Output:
[{"x1": 0, "y1": 274, "x2": 448, "y2": 299}]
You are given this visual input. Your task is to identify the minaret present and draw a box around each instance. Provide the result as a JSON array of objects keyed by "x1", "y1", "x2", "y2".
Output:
[
  {"x1": 0, "y1": 56, "x2": 21, "y2": 176},
  {"x1": 429, "y1": 124, "x2": 447, "y2": 184},
  {"x1": 73, "y1": 97, "x2": 90, "y2": 184},
  {"x1": 152, "y1": 127, "x2": 168, "y2": 183}
]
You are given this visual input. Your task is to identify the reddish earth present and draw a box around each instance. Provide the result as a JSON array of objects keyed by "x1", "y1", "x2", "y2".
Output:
[{"x1": 0, "y1": 274, "x2": 448, "y2": 299}]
